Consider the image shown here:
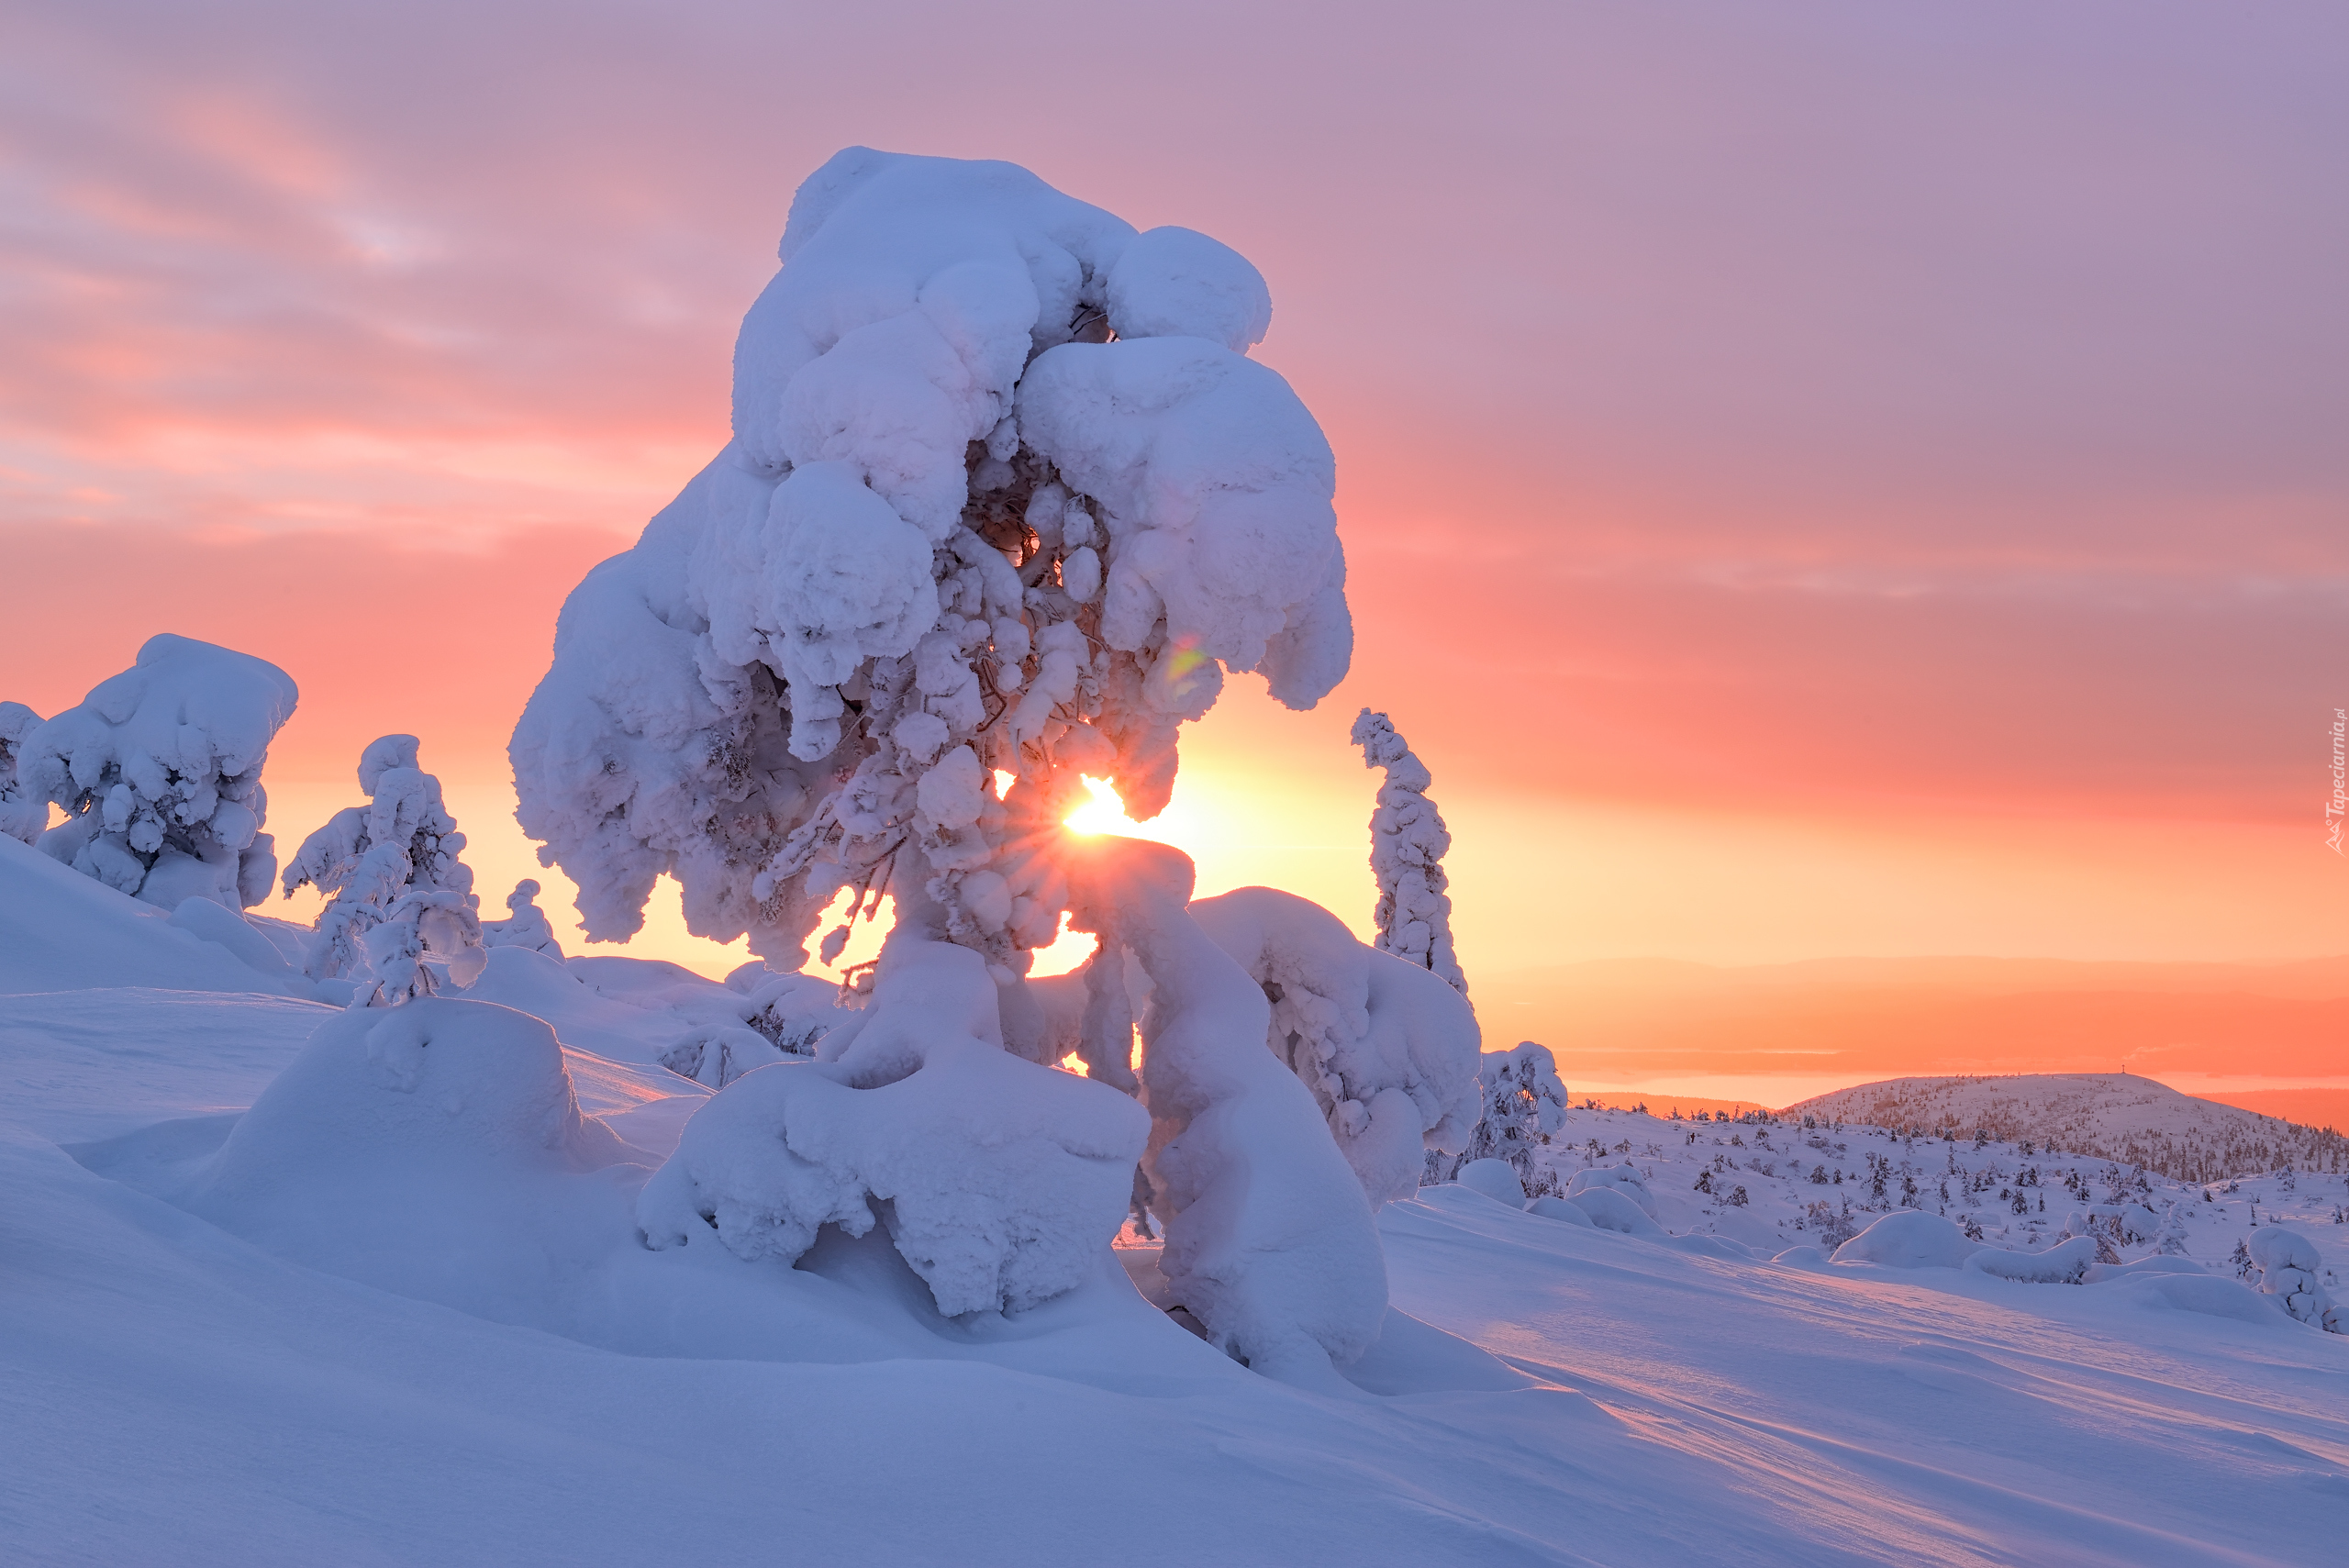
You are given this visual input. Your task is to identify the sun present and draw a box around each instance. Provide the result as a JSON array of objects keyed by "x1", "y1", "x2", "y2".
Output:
[{"x1": 1063, "y1": 775, "x2": 1137, "y2": 836}]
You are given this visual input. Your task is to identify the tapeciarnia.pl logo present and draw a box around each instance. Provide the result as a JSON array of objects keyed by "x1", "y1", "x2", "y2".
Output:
[{"x1": 2329, "y1": 707, "x2": 2345, "y2": 855}]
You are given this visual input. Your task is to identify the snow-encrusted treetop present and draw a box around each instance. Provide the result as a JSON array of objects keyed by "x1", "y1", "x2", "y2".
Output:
[
  {"x1": 514, "y1": 150, "x2": 1351, "y2": 968},
  {"x1": 25, "y1": 635, "x2": 297, "y2": 908}
]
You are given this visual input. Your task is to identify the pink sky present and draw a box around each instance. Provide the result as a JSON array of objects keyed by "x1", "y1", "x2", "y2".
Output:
[{"x1": 5, "y1": 2, "x2": 2345, "y2": 984}]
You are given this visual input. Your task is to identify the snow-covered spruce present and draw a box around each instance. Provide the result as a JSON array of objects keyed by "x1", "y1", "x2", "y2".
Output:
[
  {"x1": 1065, "y1": 837, "x2": 1388, "y2": 1378},
  {"x1": 21, "y1": 635, "x2": 295, "y2": 908},
  {"x1": 1186, "y1": 885, "x2": 1480, "y2": 1206},
  {"x1": 510, "y1": 149, "x2": 1349, "y2": 988},
  {"x1": 517, "y1": 151, "x2": 1406, "y2": 1367},
  {"x1": 0, "y1": 700, "x2": 45, "y2": 845},
  {"x1": 1427, "y1": 1041, "x2": 1568, "y2": 1188},
  {"x1": 1349, "y1": 709, "x2": 1464, "y2": 994},
  {"x1": 283, "y1": 735, "x2": 484, "y2": 1005}
]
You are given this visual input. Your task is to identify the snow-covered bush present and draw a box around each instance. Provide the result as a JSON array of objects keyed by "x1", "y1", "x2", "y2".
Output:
[
  {"x1": 1187, "y1": 885, "x2": 1479, "y2": 1206},
  {"x1": 1568, "y1": 1186, "x2": 1666, "y2": 1237},
  {"x1": 284, "y1": 736, "x2": 484, "y2": 1004},
  {"x1": 23, "y1": 635, "x2": 295, "y2": 907},
  {"x1": 1349, "y1": 709, "x2": 1464, "y2": 993},
  {"x1": 0, "y1": 701, "x2": 47, "y2": 844},
  {"x1": 656, "y1": 1024, "x2": 790, "y2": 1089},
  {"x1": 512, "y1": 150, "x2": 1349, "y2": 983},
  {"x1": 640, "y1": 940, "x2": 1152, "y2": 1317},
  {"x1": 2245, "y1": 1227, "x2": 2342, "y2": 1331},
  {"x1": 1965, "y1": 1236, "x2": 2098, "y2": 1284},
  {"x1": 1567, "y1": 1162, "x2": 1657, "y2": 1218},
  {"x1": 1428, "y1": 1042, "x2": 1567, "y2": 1187},
  {"x1": 483, "y1": 879, "x2": 564, "y2": 958}
]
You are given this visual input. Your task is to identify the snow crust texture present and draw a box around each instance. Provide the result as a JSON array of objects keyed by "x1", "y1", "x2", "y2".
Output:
[
  {"x1": 20, "y1": 634, "x2": 296, "y2": 909},
  {"x1": 513, "y1": 150, "x2": 1349, "y2": 974}
]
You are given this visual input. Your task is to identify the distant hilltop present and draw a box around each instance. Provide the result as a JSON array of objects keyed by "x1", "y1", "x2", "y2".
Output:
[{"x1": 1786, "y1": 1073, "x2": 2346, "y2": 1184}]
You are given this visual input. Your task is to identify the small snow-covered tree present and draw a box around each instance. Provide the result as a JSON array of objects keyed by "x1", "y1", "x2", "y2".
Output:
[
  {"x1": 21, "y1": 635, "x2": 295, "y2": 906},
  {"x1": 284, "y1": 735, "x2": 484, "y2": 1004},
  {"x1": 483, "y1": 878, "x2": 564, "y2": 958},
  {"x1": 0, "y1": 701, "x2": 47, "y2": 845},
  {"x1": 1350, "y1": 709, "x2": 1465, "y2": 994},
  {"x1": 1427, "y1": 1041, "x2": 1567, "y2": 1188}
]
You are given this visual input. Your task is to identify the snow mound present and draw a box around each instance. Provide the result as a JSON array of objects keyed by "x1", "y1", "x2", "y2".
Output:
[
  {"x1": 1831, "y1": 1210, "x2": 1982, "y2": 1269},
  {"x1": 25, "y1": 634, "x2": 296, "y2": 909},
  {"x1": 1568, "y1": 1186, "x2": 1666, "y2": 1238},
  {"x1": 1188, "y1": 885, "x2": 1479, "y2": 1206},
  {"x1": 187, "y1": 998, "x2": 629, "y2": 1197},
  {"x1": 1527, "y1": 1194, "x2": 1597, "y2": 1227},
  {"x1": 1964, "y1": 1236, "x2": 2099, "y2": 1284},
  {"x1": 1566, "y1": 1161, "x2": 1657, "y2": 1218},
  {"x1": 0, "y1": 836, "x2": 297, "y2": 996},
  {"x1": 640, "y1": 940, "x2": 1150, "y2": 1318},
  {"x1": 1456, "y1": 1159, "x2": 1527, "y2": 1207}
]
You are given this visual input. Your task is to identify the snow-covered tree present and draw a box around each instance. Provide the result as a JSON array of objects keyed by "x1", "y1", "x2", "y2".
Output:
[
  {"x1": 511, "y1": 150, "x2": 1348, "y2": 994},
  {"x1": 1349, "y1": 709, "x2": 1465, "y2": 994},
  {"x1": 0, "y1": 701, "x2": 46, "y2": 845},
  {"x1": 1428, "y1": 1042, "x2": 1567, "y2": 1188},
  {"x1": 531, "y1": 151, "x2": 1432, "y2": 1378},
  {"x1": 483, "y1": 878, "x2": 564, "y2": 958},
  {"x1": 21, "y1": 635, "x2": 296, "y2": 907},
  {"x1": 284, "y1": 735, "x2": 484, "y2": 1004}
]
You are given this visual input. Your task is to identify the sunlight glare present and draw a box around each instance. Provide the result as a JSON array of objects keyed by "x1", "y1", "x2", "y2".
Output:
[{"x1": 1063, "y1": 775, "x2": 1136, "y2": 836}]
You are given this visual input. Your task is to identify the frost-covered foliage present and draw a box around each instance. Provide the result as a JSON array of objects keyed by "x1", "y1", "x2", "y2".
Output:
[
  {"x1": 1831, "y1": 1210, "x2": 1982, "y2": 1269},
  {"x1": 482, "y1": 879, "x2": 564, "y2": 958},
  {"x1": 1965, "y1": 1236, "x2": 2098, "y2": 1284},
  {"x1": 1187, "y1": 885, "x2": 1479, "y2": 1206},
  {"x1": 2245, "y1": 1227, "x2": 2342, "y2": 1331},
  {"x1": 640, "y1": 940, "x2": 1151, "y2": 1316},
  {"x1": 1428, "y1": 1042, "x2": 1567, "y2": 1186},
  {"x1": 655, "y1": 1023, "x2": 791, "y2": 1089},
  {"x1": 1350, "y1": 710, "x2": 1464, "y2": 993},
  {"x1": 0, "y1": 701, "x2": 46, "y2": 845},
  {"x1": 284, "y1": 736, "x2": 484, "y2": 1004},
  {"x1": 512, "y1": 150, "x2": 1349, "y2": 974},
  {"x1": 1068, "y1": 837, "x2": 1387, "y2": 1378},
  {"x1": 23, "y1": 635, "x2": 295, "y2": 908}
]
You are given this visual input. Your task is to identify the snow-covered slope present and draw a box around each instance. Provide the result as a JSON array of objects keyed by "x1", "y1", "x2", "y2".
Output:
[
  {"x1": 6, "y1": 870, "x2": 2347, "y2": 1564},
  {"x1": 0, "y1": 836, "x2": 300, "y2": 997},
  {"x1": 1791, "y1": 1073, "x2": 2347, "y2": 1183}
]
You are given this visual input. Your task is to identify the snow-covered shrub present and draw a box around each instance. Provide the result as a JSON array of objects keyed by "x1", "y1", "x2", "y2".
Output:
[
  {"x1": 1566, "y1": 1186, "x2": 1665, "y2": 1237},
  {"x1": 655, "y1": 1024, "x2": 789, "y2": 1089},
  {"x1": 1567, "y1": 1162, "x2": 1657, "y2": 1218},
  {"x1": 1066, "y1": 836, "x2": 1387, "y2": 1378},
  {"x1": 1965, "y1": 1236, "x2": 2098, "y2": 1284},
  {"x1": 511, "y1": 150, "x2": 1349, "y2": 982},
  {"x1": 0, "y1": 701, "x2": 46, "y2": 845},
  {"x1": 640, "y1": 940, "x2": 1151, "y2": 1317},
  {"x1": 2154, "y1": 1199, "x2": 2191, "y2": 1256},
  {"x1": 2245, "y1": 1227, "x2": 2342, "y2": 1331},
  {"x1": 483, "y1": 879, "x2": 564, "y2": 958},
  {"x1": 283, "y1": 736, "x2": 484, "y2": 1004},
  {"x1": 24, "y1": 635, "x2": 295, "y2": 907},
  {"x1": 1187, "y1": 885, "x2": 1479, "y2": 1206},
  {"x1": 1428, "y1": 1042, "x2": 1567, "y2": 1187},
  {"x1": 1831, "y1": 1211, "x2": 1981, "y2": 1269},
  {"x1": 1349, "y1": 709, "x2": 1464, "y2": 994}
]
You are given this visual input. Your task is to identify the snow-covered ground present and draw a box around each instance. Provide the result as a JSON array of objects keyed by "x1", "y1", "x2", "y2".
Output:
[{"x1": 6, "y1": 837, "x2": 2346, "y2": 1564}]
